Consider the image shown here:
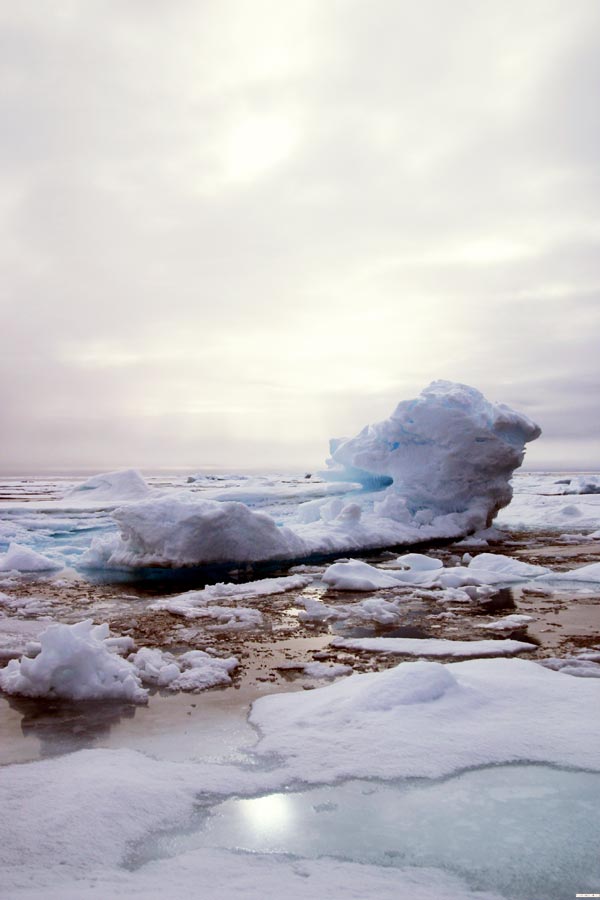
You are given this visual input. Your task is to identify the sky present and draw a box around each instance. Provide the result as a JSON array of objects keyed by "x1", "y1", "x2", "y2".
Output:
[{"x1": 1, "y1": 0, "x2": 599, "y2": 473}]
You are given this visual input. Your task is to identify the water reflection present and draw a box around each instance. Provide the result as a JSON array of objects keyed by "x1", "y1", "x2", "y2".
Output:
[{"x1": 5, "y1": 694, "x2": 139, "y2": 758}]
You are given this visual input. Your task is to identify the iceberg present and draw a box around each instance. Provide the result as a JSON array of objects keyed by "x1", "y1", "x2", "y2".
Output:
[{"x1": 81, "y1": 382, "x2": 540, "y2": 569}]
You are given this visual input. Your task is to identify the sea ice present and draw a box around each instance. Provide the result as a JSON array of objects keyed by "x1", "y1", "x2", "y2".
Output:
[
  {"x1": 250, "y1": 657, "x2": 600, "y2": 782},
  {"x1": 150, "y1": 574, "x2": 311, "y2": 616},
  {"x1": 79, "y1": 381, "x2": 541, "y2": 569},
  {"x1": 331, "y1": 637, "x2": 537, "y2": 657},
  {"x1": 0, "y1": 619, "x2": 147, "y2": 702}
]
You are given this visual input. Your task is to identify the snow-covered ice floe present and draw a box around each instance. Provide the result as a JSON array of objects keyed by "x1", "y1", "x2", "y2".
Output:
[
  {"x1": 0, "y1": 620, "x2": 239, "y2": 700},
  {"x1": 81, "y1": 381, "x2": 540, "y2": 570},
  {"x1": 249, "y1": 658, "x2": 600, "y2": 781},
  {"x1": 331, "y1": 637, "x2": 537, "y2": 657},
  {"x1": 150, "y1": 574, "x2": 311, "y2": 618}
]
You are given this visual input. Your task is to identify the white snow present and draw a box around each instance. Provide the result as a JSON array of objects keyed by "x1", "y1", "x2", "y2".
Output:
[
  {"x1": 331, "y1": 636, "x2": 537, "y2": 657},
  {"x1": 0, "y1": 619, "x2": 147, "y2": 702},
  {"x1": 0, "y1": 542, "x2": 62, "y2": 572},
  {"x1": 250, "y1": 658, "x2": 600, "y2": 782}
]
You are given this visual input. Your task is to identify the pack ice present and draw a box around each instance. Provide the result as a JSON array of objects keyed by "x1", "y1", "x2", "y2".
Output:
[{"x1": 82, "y1": 381, "x2": 540, "y2": 569}]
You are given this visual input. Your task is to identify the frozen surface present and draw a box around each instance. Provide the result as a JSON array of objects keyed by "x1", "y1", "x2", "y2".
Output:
[
  {"x1": 331, "y1": 637, "x2": 537, "y2": 656},
  {"x1": 172, "y1": 766, "x2": 600, "y2": 900},
  {"x1": 250, "y1": 658, "x2": 600, "y2": 781}
]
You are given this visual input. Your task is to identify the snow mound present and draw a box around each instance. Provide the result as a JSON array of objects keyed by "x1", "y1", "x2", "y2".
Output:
[
  {"x1": 65, "y1": 468, "x2": 151, "y2": 503},
  {"x1": 250, "y1": 658, "x2": 600, "y2": 781},
  {"x1": 0, "y1": 542, "x2": 62, "y2": 572},
  {"x1": 81, "y1": 495, "x2": 307, "y2": 568},
  {"x1": 0, "y1": 620, "x2": 147, "y2": 702},
  {"x1": 326, "y1": 380, "x2": 540, "y2": 527}
]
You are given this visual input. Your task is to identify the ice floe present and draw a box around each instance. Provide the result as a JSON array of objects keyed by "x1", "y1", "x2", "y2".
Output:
[
  {"x1": 250, "y1": 658, "x2": 600, "y2": 781},
  {"x1": 331, "y1": 637, "x2": 537, "y2": 657}
]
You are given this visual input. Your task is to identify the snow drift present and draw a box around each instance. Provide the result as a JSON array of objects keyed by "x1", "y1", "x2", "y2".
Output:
[{"x1": 81, "y1": 381, "x2": 540, "y2": 569}]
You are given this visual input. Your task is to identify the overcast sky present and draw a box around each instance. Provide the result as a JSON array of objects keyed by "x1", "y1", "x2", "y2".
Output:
[{"x1": 1, "y1": 0, "x2": 599, "y2": 472}]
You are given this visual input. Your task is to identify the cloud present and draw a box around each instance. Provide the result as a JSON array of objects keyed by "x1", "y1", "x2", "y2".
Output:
[{"x1": 1, "y1": 0, "x2": 599, "y2": 470}]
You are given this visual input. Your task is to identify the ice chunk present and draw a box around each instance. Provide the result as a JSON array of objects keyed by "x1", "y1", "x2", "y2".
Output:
[
  {"x1": 395, "y1": 553, "x2": 444, "y2": 571},
  {"x1": 322, "y1": 559, "x2": 403, "y2": 591},
  {"x1": 0, "y1": 619, "x2": 147, "y2": 702},
  {"x1": 0, "y1": 542, "x2": 62, "y2": 572},
  {"x1": 65, "y1": 468, "x2": 151, "y2": 503},
  {"x1": 167, "y1": 650, "x2": 238, "y2": 691},
  {"x1": 467, "y1": 553, "x2": 550, "y2": 580}
]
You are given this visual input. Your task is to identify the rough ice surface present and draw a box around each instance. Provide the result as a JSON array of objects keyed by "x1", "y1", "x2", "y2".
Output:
[
  {"x1": 0, "y1": 542, "x2": 63, "y2": 573},
  {"x1": 325, "y1": 380, "x2": 540, "y2": 524},
  {"x1": 250, "y1": 658, "x2": 600, "y2": 782},
  {"x1": 331, "y1": 637, "x2": 537, "y2": 657},
  {"x1": 64, "y1": 468, "x2": 151, "y2": 503},
  {"x1": 78, "y1": 381, "x2": 540, "y2": 569},
  {"x1": 0, "y1": 619, "x2": 147, "y2": 702}
]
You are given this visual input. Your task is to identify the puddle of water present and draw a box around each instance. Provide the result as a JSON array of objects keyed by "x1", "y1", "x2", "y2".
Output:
[{"x1": 143, "y1": 764, "x2": 600, "y2": 900}]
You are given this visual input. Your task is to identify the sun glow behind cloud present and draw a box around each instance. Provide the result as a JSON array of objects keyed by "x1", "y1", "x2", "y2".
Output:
[{"x1": 1, "y1": 0, "x2": 599, "y2": 470}]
